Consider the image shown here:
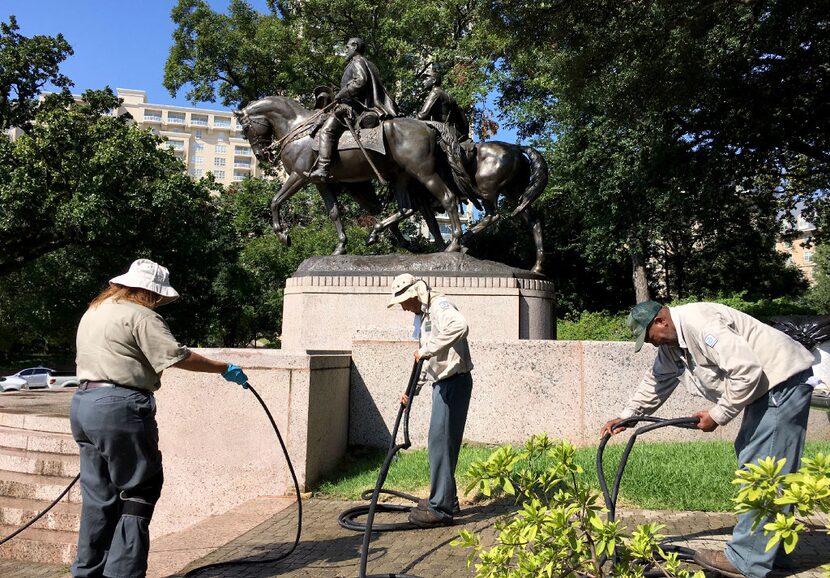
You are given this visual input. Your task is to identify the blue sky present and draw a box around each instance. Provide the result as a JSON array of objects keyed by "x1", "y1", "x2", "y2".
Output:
[
  {"x1": 4, "y1": 1, "x2": 516, "y2": 139},
  {"x1": 3, "y1": 1, "x2": 269, "y2": 110}
]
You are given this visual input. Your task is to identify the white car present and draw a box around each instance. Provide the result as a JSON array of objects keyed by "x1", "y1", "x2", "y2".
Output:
[
  {"x1": 3, "y1": 367, "x2": 79, "y2": 390},
  {"x1": 0, "y1": 375, "x2": 27, "y2": 392}
]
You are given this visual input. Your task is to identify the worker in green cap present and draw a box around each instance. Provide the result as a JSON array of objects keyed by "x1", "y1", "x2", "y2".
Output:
[{"x1": 601, "y1": 301, "x2": 815, "y2": 578}]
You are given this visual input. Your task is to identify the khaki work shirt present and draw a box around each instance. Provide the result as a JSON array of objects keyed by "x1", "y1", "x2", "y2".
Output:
[
  {"x1": 417, "y1": 295, "x2": 473, "y2": 382},
  {"x1": 76, "y1": 298, "x2": 189, "y2": 392},
  {"x1": 621, "y1": 303, "x2": 813, "y2": 425}
]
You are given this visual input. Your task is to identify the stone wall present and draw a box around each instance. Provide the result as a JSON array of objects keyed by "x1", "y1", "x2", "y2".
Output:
[
  {"x1": 350, "y1": 337, "x2": 830, "y2": 448},
  {"x1": 152, "y1": 348, "x2": 350, "y2": 538}
]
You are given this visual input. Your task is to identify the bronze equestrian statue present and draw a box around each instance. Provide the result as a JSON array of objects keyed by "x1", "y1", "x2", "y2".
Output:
[{"x1": 307, "y1": 37, "x2": 399, "y2": 181}]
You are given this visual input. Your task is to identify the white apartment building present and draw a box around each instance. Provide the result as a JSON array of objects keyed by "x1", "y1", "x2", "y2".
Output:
[{"x1": 116, "y1": 89, "x2": 262, "y2": 186}]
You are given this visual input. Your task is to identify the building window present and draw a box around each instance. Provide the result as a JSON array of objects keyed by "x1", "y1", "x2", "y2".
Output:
[
  {"x1": 234, "y1": 171, "x2": 246, "y2": 181},
  {"x1": 235, "y1": 146, "x2": 250, "y2": 155},
  {"x1": 234, "y1": 159, "x2": 251, "y2": 168},
  {"x1": 215, "y1": 144, "x2": 227, "y2": 154},
  {"x1": 805, "y1": 251, "x2": 814, "y2": 263},
  {"x1": 217, "y1": 132, "x2": 228, "y2": 142},
  {"x1": 191, "y1": 115, "x2": 208, "y2": 126},
  {"x1": 213, "y1": 170, "x2": 225, "y2": 179},
  {"x1": 214, "y1": 157, "x2": 226, "y2": 167},
  {"x1": 167, "y1": 140, "x2": 185, "y2": 151},
  {"x1": 193, "y1": 143, "x2": 204, "y2": 152},
  {"x1": 168, "y1": 112, "x2": 185, "y2": 124},
  {"x1": 190, "y1": 168, "x2": 203, "y2": 177},
  {"x1": 144, "y1": 110, "x2": 162, "y2": 122},
  {"x1": 213, "y1": 116, "x2": 231, "y2": 128},
  {"x1": 194, "y1": 129, "x2": 203, "y2": 139},
  {"x1": 194, "y1": 156, "x2": 203, "y2": 165}
]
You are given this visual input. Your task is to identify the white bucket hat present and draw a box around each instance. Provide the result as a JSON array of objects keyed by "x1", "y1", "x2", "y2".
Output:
[
  {"x1": 109, "y1": 259, "x2": 179, "y2": 305},
  {"x1": 387, "y1": 273, "x2": 421, "y2": 309}
]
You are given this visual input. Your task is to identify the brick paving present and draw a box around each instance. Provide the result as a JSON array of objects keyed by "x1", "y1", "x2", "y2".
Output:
[
  {"x1": 171, "y1": 498, "x2": 830, "y2": 578},
  {"x1": 3, "y1": 498, "x2": 828, "y2": 577}
]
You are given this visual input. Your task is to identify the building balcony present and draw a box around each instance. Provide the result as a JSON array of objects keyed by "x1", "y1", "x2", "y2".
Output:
[{"x1": 234, "y1": 161, "x2": 252, "y2": 169}]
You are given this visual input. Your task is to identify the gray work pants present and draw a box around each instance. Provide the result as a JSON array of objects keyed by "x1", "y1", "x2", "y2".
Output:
[
  {"x1": 70, "y1": 387, "x2": 163, "y2": 578},
  {"x1": 427, "y1": 372, "x2": 473, "y2": 520},
  {"x1": 725, "y1": 368, "x2": 813, "y2": 578}
]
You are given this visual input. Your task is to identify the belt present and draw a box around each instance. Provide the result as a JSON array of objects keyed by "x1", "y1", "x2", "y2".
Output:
[{"x1": 79, "y1": 380, "x2": 149, "y2": 393}]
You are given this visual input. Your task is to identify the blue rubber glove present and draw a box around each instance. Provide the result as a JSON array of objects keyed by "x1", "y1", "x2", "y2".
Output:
[{"x1": 222, "y1": 363, "x2": 249, "y2": 388}]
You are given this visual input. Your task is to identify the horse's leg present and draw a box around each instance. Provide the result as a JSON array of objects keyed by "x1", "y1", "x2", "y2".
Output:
[
  {"x1": 461, "y1": 198, "x2": 499, "y2": 243},
  {"x1": 367, "y1": 208, "x2": 417, "y2": 245},
  {"x1": 416, "y1": 194, "x2": 447, "y2": 251},
  {"x1": 318, "y1": 184, "x2": 348, "y2": 255},
  {"x1": 521, "y1": 207, "x2": 546, "y2": 275},
  {"x1": 367, "y1": 173, "x2": 415, "y2": 246},
  {"x1": 418, "y1": 174, "x2": 463, "y2": 251},
  {"x1": 270, "y1": 171, "x2": 308, "y2": 246}
]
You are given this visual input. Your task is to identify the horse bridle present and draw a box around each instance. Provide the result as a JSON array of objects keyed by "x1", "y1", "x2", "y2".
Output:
[{"x1": 241, "y1": 103, "x2": 337, "y2": 164}]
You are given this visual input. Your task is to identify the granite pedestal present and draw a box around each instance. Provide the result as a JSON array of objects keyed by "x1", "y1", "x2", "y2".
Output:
[{"x1": 280, "y1": 253, "x2": 555, "y2": 352}]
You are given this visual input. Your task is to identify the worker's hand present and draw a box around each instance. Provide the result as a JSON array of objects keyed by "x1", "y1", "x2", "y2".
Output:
[
  {"x1": 222, "y1": 363, "x2": 249, "y2": 389},
  {"x1": 693, "y1": 410, "x2": 718, "y2": 432},
  {"x1": 413, "y1": 350, "x2": 422, "y2": 362},
  {"x1": 400, "y1": 393, "x2": 409, "y2": 406},
  {"x1": 600, "y1": 418, "x2": 627, "y2": 438}
]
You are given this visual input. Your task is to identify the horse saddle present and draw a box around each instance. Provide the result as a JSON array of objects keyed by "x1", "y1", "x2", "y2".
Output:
[{"x1": 311, "y1": 123, "x2": 386, "y2": 156}]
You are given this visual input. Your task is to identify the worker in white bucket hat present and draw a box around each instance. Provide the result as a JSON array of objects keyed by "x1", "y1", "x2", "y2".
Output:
[{"x1": 71, "y1": 258, "x2": 249, "y2": 578}]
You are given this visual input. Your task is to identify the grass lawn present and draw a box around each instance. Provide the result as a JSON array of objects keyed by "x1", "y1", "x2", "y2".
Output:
[{"x1": 312, "y1": 440, "x2": 830, "y2": 512}]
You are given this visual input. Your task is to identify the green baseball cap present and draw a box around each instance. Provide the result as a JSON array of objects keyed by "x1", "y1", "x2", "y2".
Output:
[{"x1": 627, "y1": 300, "x2": 663, "y2": 352}]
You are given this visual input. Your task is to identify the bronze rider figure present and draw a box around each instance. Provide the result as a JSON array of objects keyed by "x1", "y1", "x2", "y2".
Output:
[{"x1": 307, "y1": 37, "x2": 399, "y2": 181}]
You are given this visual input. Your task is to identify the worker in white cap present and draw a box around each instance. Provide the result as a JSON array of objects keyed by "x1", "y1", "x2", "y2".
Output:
[{"x1": 388, "y1": 273, "x2": 473, "y2": 528}]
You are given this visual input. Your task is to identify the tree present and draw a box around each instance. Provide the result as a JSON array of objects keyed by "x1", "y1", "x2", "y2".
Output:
[
  {"x1": 481, "y1": 0, "x2": 823, "y2": 301},
  {"x1": 164, "y1": 0, "x2": 490, "y2": 118},
  {"x1": 0, "y1": 16, "x2": 73, "y2": 131}
]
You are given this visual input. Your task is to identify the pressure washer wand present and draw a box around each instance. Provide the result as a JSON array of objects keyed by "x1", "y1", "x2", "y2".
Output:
[{"x1": 357, "y1": 359, "x2": 425, "y2": 578}]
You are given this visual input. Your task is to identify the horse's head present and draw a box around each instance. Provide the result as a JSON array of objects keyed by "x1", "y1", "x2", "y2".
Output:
[{"x1": 236, "y1": 105, "x2": 275, "y2": 163}]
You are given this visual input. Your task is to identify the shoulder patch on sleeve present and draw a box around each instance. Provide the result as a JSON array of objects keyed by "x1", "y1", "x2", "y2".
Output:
[
  {"x1": 438, "y1": 300, "x2": 451, "y2": 310},
  {"x1": 704, "y1": 334, "x2": 718, "y2": 348}
]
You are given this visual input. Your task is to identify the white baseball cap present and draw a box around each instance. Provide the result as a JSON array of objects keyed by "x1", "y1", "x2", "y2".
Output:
[
  {"x1": 387, "y1": 273, "x2": 421, "y2": 309},
  {"x1": 109, "y1": 259, "x2": 179, "y2": 305}
]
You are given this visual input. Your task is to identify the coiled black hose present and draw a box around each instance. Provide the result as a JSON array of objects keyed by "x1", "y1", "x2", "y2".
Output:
[{"x1": 342, "y1": 359, "x2": 425, "y2": 578}]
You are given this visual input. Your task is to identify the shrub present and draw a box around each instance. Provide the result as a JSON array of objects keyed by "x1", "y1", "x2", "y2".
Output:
[
  {"x1": 733, "y1": 454, "x2": 830, "y2": 576},
  {"x1": 452, "y1": 434, "x2": 705, "y2": 578}
]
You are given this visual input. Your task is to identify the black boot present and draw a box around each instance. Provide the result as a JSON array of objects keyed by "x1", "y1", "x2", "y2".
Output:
[{"x1": 307, "y1": 132, "x2": 335, "y2": 180}]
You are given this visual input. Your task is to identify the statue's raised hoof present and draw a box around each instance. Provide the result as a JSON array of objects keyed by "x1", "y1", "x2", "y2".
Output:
[
  {"x1": 366, "y1": 232, "x2": 378, "y2": 246},
  {"x1": 444, "y1": 241, "x2": 462, "y2": 252},
  {"x1": 532, "y1": 265, "x2": 545, "y2": 276},
  {"x1": 332, "y1": 245, "x2": 347, "y2": 256},
  {"x1": 279, "y1": 233, "x2": 291, "y2": 247}
]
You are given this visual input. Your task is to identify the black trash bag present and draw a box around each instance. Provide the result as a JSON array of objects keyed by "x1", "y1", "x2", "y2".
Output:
[{"x1": 765, "y1": 315, "x2": 830, "y2": 350}]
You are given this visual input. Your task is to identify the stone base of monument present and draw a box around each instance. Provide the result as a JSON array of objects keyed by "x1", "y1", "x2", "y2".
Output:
[{"x1": 280, "y1": 253, "x2": 555, "y2": 352}]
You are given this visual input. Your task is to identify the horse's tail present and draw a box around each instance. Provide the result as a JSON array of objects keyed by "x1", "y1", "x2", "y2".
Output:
[
  {"x1": 511, "y1": 146, "x2": 549, "y2": 217},
  {"x1": 430, "y1": 122, "x2": 475, "y2": 200}
]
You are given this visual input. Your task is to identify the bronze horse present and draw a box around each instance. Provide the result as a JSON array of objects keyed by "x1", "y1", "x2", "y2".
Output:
[
  {"x1": 367, "y1": 141, "x2": 549, "y2": 274},
  {"x1": 236, "y1": 96, "x2": 473, "y2": 254}
]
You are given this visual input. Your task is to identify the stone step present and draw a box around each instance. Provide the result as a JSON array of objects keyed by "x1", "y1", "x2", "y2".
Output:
[
  {"x1": 0, "y1": 495, "x2": 81, "y2": 532},
  {"x1": 0, "y1": 523, "x2": 77, "y2": 565},
  {"x1": 0, "y1": 470, "x2": 80, "y2": 504},
  {"x1": 0, "y1": 425, "x2": 78, "y2": 456},
  {"x1": 0, "y1": 446, "x2": 79, "y2": 477},
  {"x1": 0, "y1": 412, "x2": 71, "y2": 435}
]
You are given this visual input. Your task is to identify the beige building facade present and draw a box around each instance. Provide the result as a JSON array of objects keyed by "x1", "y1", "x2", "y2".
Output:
[
  {"x1": 777, "y1": 215, "x2": 817, "y2": 283},
  {"x1": 116, "y1": 89, "x2": 263, "y2": 186}
]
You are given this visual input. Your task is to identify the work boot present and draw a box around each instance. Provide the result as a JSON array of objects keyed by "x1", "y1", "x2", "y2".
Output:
[
  {"x1": 416, "y1": 497, "x2": 461, "y2": 515},
  {"x1": 408, "y1": 507, "x2": 453, "y2": 528},
  {"x1": 693, "y1": 549, "x2": 745, "y2": 578}
]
